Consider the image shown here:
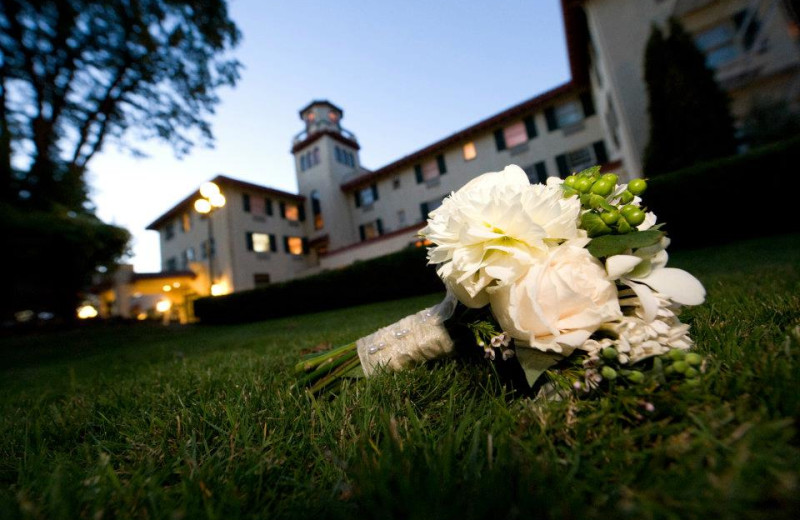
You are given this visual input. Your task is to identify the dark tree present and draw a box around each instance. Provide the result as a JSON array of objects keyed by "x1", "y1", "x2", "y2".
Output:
[
  {"x1": 0, "y1": 0, "x2": 241, "y2": 210},
  {"x1": 0, "y1": 0, "x2": 240, "y2": 321},
  {"x1": 643, "y1": 19, "x2": 736, "y2": 176}
]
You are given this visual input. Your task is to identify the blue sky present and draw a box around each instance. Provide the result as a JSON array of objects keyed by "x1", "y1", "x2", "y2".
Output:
[{"x1": 88, "y1": 0, "x2": 571, "y2": 271}]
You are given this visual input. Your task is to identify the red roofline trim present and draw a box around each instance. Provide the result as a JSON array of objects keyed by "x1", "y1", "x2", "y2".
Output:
[
  {"x1": 291, "y1": 129, "x2": 361, "y2": 154},
  {"x1": 320, "y1": 224, "x2": 425, "y2": 258}
]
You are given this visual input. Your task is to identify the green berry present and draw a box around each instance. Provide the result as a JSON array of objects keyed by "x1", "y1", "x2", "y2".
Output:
[
  {"x1": 590, "y1": 179, "x2": 614, "y2": 196},
  {"x1": 686, "y1": 353, "x2": 702, "y2": 366},
  {"x1": 588, "y1": 194, "x2": 607, "y2": 209},
  {"x1": 602, "y1": 347, "x2": 618, "y2": 360},
  {"x1": 672, "y1": 361, "x2": 689, "y2": 374},
  {"x1": 581, "y1": 212, "x2": 612, "y2": 237},
  {"x1": 601, "y1": 209, "x2": 620, "y2": 225},
  {"x1": 624, "y1": 208, "x2": 646, "y2": 227},
  {"x1": 685, "y1": 367, "x2": 699, "y2": 378},
  {"x1": 564, "y1": 175, "x2": 578, "y2": 188},
  {"x1": 620, "y1": 205, "x2": 639, "y2": 219},
  {"x1": 668, "y1": 349, "x2": 686, "y2": 361},
  {"x1": 601, "y1": 173, "x2": 618, "y2": 185},
  {"x1": 601, "y1": 366, "x2": 618, "y2": 380},
  {"x1": 575, "y1": 177, "x2": 593, "y2": 193},
  {"x1": 615, "y1": 219, "x2": 632, "y2": 234},
  {"x1": 628, "y1": 178, "x2": 648, "y2": 196},
  {"x1": 561, "y1": 186, "x2": 578, "y2": 198},
  {"x1": 627, "y1": 370, "x2": 645, "y2": 383},
  {"x1": 620, "y1": 190, "x2": 634, "y2": 204}
]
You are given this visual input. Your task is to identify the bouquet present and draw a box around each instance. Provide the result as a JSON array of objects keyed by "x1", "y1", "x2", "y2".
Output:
[{"x1": 295, "y1": 165, "x2": 705, "y2": 396}]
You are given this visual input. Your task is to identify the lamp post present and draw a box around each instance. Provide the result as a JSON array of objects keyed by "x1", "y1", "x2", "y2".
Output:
[{"x1": 193, "y1": 181, "x2": 226, "y2": 296}]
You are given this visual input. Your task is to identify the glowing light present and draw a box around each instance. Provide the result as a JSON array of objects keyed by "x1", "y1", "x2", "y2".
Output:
[
  {"x1": 172, "y1": 282, "x2": 181, "y2": 288},
  {"x1": 194, "y1": 198, "x2": 211, "y2": 214},
  {"x1": 77, "y1": 305, "x2": 99, "y2": 319},
  {"x1": 209, "y1": 193, "x2": 226, "y2": 208},
  {"x1": 199, "y1": 181, "x2": 221, "y2": 198},
  {"x1": 162, "y1": 284, "x2": 172, "y2": 292},
  {"x1": 155, "y1": 300, "x2": 172, "y2": 313},
  {"x1": 136, "y1": 312, "x2": 148, "y2": 321},
  {"x1": 210, "y1": 281, "x2": 230, "y2": 296}
]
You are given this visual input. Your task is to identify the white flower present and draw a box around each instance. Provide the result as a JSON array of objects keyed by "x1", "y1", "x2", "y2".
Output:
[
  {"x1": 421, "y1": 165, "x2": 582, "y2": 307},
  {"x1": 605, "y1": 243, "x2": 705, "y2": 322},
  {"x1": 488, "y1": 240, "x2": 622, "y2": 354}
]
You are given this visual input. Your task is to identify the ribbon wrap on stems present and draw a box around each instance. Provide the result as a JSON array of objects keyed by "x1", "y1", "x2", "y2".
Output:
[{"x1": 356, "y1": 291, "x2": 459, "y2": 376}]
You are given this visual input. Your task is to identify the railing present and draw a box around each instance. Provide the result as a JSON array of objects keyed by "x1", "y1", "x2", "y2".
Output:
[{"x1": 292, "y1": 121, "x2": 358, "y2": 145}]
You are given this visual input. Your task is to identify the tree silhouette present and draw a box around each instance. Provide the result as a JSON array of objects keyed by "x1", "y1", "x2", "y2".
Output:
[
  {"x1": 0, "y1": 0, "x2": 241, "y2": 210},
  {"x1": 643, "y1": 19, "x2": 736, "y2": 176}
]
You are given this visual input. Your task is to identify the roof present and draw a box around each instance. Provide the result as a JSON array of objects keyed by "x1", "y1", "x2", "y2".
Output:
[
  {"x1": 338, "y1": 1, "x2": 592, "y2": 192},
  {"x1": 298, "y1": 99, "x2": 344, "y2": 116},
  {"x1": 146, "y1": 174, "x2": 304, "y2": 230},
  {"x1": 339, "y1": 81, "x2": 583, "y2": 191}
]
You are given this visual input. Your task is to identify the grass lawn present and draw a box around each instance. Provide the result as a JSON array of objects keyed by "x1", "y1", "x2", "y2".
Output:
[{"x1": 1, "y1": 234, "x2": 799, "y2": 519}]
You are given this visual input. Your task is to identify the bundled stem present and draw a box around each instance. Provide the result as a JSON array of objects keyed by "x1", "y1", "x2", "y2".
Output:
[{"x1": 294, "y1": 342, "x2": 363, "y2": 394}]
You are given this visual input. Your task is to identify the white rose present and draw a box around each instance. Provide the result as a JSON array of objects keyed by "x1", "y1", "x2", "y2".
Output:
[
  {"x1": 421, "y1": 165, "x2": 583, "y2": 307},
  {"x1": 489, "y1": 241, "x2": 622, "y2": 353}
]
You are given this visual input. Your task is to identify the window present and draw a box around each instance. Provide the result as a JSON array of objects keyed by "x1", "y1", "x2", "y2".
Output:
[
  {"x1": 355, "y1": 184, "x2": 378, "y2": 207},
  {"x1": 186, "y1": 247, "x2": 196, "y2": 262},
  {"x1": 311, "y1": 190, "x2": 323, "y2": 230},
  {"x1": 420, "y1": 197, "x2": 444, "y2": 221},
  {"x1": 164, "y1": 223, "x2": 174, "y2": 241},
  {"x1": 300, "y1": 147, "x2": 320, "y2": 172},
  {"x1": 397, "y1": 209, "x2": 407, "y2": 227},
  {"x1": 414, "y1": 155, "x2": 447, "y2": 184},
  {"x1": 265, "y1": 198, "x2": 273, "y2": 216},
  {"x1": 694, "y1": 9, "x2": 760, "y2": 70},
  {"x1": 165, "y1": 257, "x2": 177, "y2": 271},
  {"x1": 284, "y1": 203, "x2": 299, "y2": 221},
  {"x1": 243, "y1": 193, "x2": 251, "y2": 213},
  {"x1": 359, "y1": 219, "x2": 384, "y2": 241},
  {"x1": 335, "y1": 146, "x2": 355, "y2": 167},
  {"x1": 494, "y1": 116, "x2": 536, "y2": 150},
  {"x1": 463, "y1": 142, "x2": 477, "y2": 161},
  {"x1": 555, "y1": 141, "x2": 608, "y2": 178},
  {"x1": 246, "y1": 232, "x2": 275, "y2": 253},
  {"x1": 504, "y1": 121, "x2": 528, "y2": 148},
  {"x1": 254, "y1": 273, "x2": 271, "y2": 288},
  {"x1": 554, "y1": 101, "x2": 583, "y2": 128},
  {"x1": 524, "y1": 162, "x2": 548, "y2": 184},
  {"x1": 284, "y1": 236, "x2": 305, "y2": 255},
  {"x1": 181, "y1": 212, "x2": 191, "y2": 233},
  {"x1": 328, "y1": 111, "x2": 339, "y2": 123},
  {"x1": 307, "y1": 112, "x2": 316, "y2": 122},
  {"x1": 250, "y1": 195, "x2": 264, "y2": 214},
  {"x1": 392, "y1": 176, "x2": 401, "y2": 189}
]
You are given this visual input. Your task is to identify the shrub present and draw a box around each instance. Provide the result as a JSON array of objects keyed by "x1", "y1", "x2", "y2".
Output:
[
  {"x1": 643, "y1": 135, "x2": 800, "y2": 248},
  {"x1": 194, "y1": 246, "x2": 442, "y2": 324}
]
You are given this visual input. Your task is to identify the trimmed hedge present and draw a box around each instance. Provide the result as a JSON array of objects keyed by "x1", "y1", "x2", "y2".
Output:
[
  {"x1": 644, "y1": 135, "x2": 800, "y2": 249},
  {"x1": 194, "y1": 246, "x2": 442, "y2": 324}
]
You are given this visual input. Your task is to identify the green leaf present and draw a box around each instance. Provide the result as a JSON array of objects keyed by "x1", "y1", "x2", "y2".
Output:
[
  {"x1": 586, "y1": 230, "x2": 664, "y2": 258},
  {"x1": 516, "y1": 349, "x2": 562, "y2": 388}
]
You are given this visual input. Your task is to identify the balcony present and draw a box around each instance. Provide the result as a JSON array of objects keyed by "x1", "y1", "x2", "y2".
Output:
[{"x1": 292, "y1": 120, "x2": 358, "y2": 146}]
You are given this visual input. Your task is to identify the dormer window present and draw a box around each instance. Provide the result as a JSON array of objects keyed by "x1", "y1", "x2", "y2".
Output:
[
  {"x1": 306, "y1": 112, "x2": 316, "y2": 122},
  {"x1": 328, "y1": 111, "x2": 339, "y2": 123}
]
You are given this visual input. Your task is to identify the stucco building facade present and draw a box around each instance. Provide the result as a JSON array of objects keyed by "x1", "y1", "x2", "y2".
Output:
[{"x1": 125, "y1": 0, "x2": 799, "y2": 320}]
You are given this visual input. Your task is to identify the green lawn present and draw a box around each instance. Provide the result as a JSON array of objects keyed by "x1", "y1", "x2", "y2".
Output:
[{"x1": 1, "y1": 234, "x2": 799, "y2": 519}]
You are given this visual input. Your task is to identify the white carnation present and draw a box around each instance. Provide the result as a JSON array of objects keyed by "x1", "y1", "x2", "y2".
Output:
[{"x1": 421, "y1": 165, "x2": 583, "y2": 307}]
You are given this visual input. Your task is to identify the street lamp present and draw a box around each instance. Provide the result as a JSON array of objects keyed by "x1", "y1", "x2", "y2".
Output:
[{"x1": 194, "y1": 181, "x2": 226, "y2": 295}]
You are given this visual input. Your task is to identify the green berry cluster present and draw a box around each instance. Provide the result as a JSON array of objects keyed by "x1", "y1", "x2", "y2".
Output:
[
  {"x1": 562, "y1": 168, "x2": 648, "y2": 238},
  {"x1": 599, "y1": 347, "x2": 646, "y2": 384},
  {"x1": 662, "y1": 349, "x2": 704, "y2": 385}
]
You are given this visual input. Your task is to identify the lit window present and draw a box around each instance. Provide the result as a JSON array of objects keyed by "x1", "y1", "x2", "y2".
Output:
[
  {"x1": 307, "y1": 112, "x2": 316, "y2": 122},
  {"x1": 555, "y1": 101, "x2": 583, "y2": 128},
  {"x1": 181, "y1": 212, "x2": 191, "y2": 232},
  {"x1": 463, "y1": 142, "x2": 477, "y2": 161},
  {"x1": 284, "y1": 203, "x2": 299, "y2": 221},
  {"x1": 328, "y1": 111, "x2": 339, "y2": 123},
  {"x1": 695, "y1": 21, "x2": 741, "y2": 68},
  {"x1": 287, "y1": 236, "x2": 303, "y2": 255},
  {"x1": 503, "y1": 121, "x2": 528, "y2": 148},
  {"x1": 359, "y1": 219, "x2": 383, "y2": 241},
  {"x1": 252, "y1": 233, "x2": 271, "y2": 252}
]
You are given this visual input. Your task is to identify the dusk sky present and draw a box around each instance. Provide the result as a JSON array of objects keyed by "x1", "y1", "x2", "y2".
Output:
[{"x1": 88, "y1": 0, "x2": 572, "y2": 272}]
